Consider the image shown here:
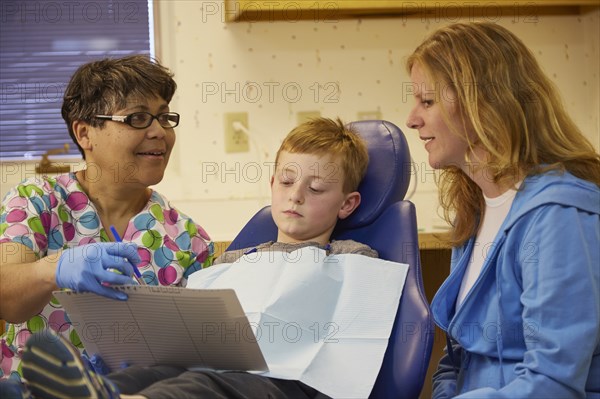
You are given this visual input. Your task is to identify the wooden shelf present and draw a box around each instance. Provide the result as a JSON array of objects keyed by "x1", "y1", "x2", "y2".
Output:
[
  {"x1": 223, "y1": 0, "x2": 599, "y2": 22},
  {"x1": 418, "y1": 232, "x2": 451, "y2": 250}
]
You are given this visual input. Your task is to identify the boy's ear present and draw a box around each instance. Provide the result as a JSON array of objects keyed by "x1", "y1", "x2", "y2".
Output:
[
  {"x1": 72, "y1": 120, "x2": 93, "y2": 153},
  {"x1": 338, "y1": 191, "x2": 361, "y2": 220}
]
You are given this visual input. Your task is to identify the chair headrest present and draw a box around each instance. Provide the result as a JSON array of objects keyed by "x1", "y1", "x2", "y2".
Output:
[{"x1": 335, "y1": 120, "x2": 411, "y2": 231}]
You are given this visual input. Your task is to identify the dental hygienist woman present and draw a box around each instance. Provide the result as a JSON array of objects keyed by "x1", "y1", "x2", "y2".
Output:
[{"x1": 0, "y1": 55, "x2": 213, "y2": 381}]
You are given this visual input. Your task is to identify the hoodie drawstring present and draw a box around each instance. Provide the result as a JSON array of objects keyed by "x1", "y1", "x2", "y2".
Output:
[{"x1": 496, "y1": 276, "x2": 506, "y2": 387}]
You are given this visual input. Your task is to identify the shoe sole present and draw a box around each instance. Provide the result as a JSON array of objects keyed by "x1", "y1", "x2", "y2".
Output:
[{"x1": 21, "y1": 330, "x2": 105, "y2": 399}]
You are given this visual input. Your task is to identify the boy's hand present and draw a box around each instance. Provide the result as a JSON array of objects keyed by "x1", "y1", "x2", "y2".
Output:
[
  {"x1": 55, "y1": 243, "x2": 141, "y2": 300},
  {"x1": 81, "y1": 353, "x2": 129, "y2": 375},
  {"x1": 81, "y1": 353, "x2": 111, "y2": 375}
]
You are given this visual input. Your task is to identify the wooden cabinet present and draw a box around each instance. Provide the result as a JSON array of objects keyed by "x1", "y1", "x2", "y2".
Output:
[
  {"x1": 418, "y1": 234, "x2": 452, "y2": 399},
  {"x1": 223, "y1": 0, "x2": 599, "y2": 22}
]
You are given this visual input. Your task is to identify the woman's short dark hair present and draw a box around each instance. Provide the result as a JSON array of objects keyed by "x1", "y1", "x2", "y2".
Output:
[{"x1": 61, "y1": 55, "x2": 177, "y2": 158}]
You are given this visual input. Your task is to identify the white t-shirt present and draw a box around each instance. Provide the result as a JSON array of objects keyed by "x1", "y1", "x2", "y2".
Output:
[{"x1": 456, "y1": 186, "x2": 519, "y2": 308}]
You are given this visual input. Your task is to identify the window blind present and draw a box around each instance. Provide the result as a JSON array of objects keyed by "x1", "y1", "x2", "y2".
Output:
[{"x1": 0, "y1": 0, "x2": 152, "y2": 160}]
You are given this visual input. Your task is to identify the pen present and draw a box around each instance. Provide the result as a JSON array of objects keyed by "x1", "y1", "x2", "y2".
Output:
[{"x1": 110, "y1": 225, "x2": 146, "y2": 285}]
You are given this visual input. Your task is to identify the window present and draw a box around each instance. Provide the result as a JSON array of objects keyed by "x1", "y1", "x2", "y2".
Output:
[{"x1": 0, "y1": 0, "x2": 153, "y2": 160}]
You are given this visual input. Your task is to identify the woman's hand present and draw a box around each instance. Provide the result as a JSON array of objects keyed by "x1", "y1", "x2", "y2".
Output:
[{"x1": 55, "y1": 242, "x2": 141, "y2": 300}]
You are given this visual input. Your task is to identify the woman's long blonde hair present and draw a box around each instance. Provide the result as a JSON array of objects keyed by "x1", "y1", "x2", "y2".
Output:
[{"x1": 407, "y1": 22, "x2": 600, "y2": 246}]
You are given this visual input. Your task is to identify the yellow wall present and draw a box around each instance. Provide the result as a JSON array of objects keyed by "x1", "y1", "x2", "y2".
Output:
[{"x1": 2, "y1": 3, "x2": 598, "y2": 242}]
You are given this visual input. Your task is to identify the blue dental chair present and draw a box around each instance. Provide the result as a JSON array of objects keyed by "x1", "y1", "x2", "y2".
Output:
[{"x1": 227, "y1": 120, "x2": 434, "y2": 399}]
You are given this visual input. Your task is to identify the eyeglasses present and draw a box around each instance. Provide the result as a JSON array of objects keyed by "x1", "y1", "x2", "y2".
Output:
[{"x1": 94, "y1": 112, "x2": 180, "y2": 129}]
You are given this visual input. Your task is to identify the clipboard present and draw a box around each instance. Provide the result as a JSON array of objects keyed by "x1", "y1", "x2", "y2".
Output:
[{"x1": 53, "y1": 286, "x2": 268, "y2": 372}]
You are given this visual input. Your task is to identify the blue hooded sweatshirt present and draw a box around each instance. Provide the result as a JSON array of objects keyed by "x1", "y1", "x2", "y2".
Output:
[{"x1": 431, "y1": 170, "x2": 600, "y2": 398}]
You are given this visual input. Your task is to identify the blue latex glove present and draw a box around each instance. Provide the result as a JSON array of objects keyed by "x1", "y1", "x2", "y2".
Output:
[{"x1": 56, "y1": 242, "x2": 141, "y2": 300}]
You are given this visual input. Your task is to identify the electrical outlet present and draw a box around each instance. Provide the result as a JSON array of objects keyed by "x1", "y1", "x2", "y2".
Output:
[
  {"x1": 224, "y1": 112, "x2": 249, "y2": 153},
  {"x1": 357, "y1": 111, "x2": 382, "y2": 121},
  {"x1": 297, "y1": 111, "x2": 321, "y2": 125}
]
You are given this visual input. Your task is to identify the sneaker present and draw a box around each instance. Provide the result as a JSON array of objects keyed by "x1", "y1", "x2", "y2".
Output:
[
  {"x1": 0, "y1": 379, "x2": 32, "y2": 399},
  {"x1": 21, "y1": 329, "x2": 119, "y2": 399}
]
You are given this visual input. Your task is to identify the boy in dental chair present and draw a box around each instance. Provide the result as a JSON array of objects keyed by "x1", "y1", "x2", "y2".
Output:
[{"x1": 17, "y1": 117, "x2": 382, "y2": 399}]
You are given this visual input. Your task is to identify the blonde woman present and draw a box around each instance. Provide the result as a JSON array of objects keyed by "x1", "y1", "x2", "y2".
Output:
[{"x1": 406, "y1": 22, "x2": 599, "y2": 398}]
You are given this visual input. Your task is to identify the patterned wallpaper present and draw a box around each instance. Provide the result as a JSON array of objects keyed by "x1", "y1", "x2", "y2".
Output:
[{"x1": 2, "y1": 2, "x2": 597, "y2": 240}]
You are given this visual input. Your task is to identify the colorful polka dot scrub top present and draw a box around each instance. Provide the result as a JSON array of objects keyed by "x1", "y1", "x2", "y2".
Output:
[{"x1": 0, "y1": 173, "x2": 214, "y2": 380}]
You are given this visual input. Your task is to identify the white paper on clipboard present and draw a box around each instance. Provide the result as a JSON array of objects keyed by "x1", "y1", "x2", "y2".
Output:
[{"x1": 53, "y1": 286, "x2": 268, "y2": 372}]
